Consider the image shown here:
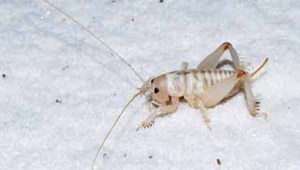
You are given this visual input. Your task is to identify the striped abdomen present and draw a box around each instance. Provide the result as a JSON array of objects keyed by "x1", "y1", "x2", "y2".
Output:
[
  {"x1": 165, "y1": 69, "x2": 235, "y2": 97},
  {"x1": 199, "y1": 69, "x2": 235, "y2": 88}
]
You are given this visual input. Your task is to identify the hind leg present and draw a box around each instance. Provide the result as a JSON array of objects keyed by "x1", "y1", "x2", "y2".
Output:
[
  {"x1": 198, "y1": 42, "x2": 241, "y2": 70},
  {"x1": 243, "y1": 58, "x2": 269, "y2": 117},
  {"x1": 201, "y1": 71, "x2": 244, "y2": 107},
  {"x1": 244, "y1": 77, "x2": 260, "y2": 117}
]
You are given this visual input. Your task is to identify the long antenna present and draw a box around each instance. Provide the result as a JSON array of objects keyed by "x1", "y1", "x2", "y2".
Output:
[
  {"x1": 91, "y1": 92, "x2": 141, "y2": 170},
  {"x1": 43, "y1": 0, "x2": 145, "y2": 83}
]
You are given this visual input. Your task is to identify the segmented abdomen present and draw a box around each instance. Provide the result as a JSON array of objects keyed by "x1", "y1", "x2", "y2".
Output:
[
  {"x1": 200, "y1": 69, "x2": 235, "y2": 88},
  {"x1": 165, "y1": 69, "x2": 235, "y2": 97}
]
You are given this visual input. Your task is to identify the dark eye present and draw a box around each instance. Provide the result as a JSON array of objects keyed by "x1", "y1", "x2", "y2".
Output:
[
  {"x1": 151, "y1": 79, "x2": 154, "y2": 84},
  {"x1": 154, "y1": 87, "x2": 159, "y2": 93}
]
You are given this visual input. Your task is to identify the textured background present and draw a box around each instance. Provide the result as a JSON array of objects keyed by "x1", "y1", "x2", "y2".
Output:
[{"x1": 1, "y1": 0, "x2": 300, "y2": 170}]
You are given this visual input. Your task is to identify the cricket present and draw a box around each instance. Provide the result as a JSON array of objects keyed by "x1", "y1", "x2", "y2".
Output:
[{"x1": 43, "y1": 1, "x2": 268, "y2": 169}]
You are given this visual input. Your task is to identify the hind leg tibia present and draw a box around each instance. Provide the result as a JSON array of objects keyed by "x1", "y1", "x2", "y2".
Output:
[
  {"x1": 198, "y1": 42, "x2": 241, "y2": 70},
  {"x1": 244, "y1": 77, "x2": 260, "y2": 117}
]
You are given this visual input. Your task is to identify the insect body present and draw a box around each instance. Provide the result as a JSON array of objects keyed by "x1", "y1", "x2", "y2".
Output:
[
  {"x1": 139, "y1": 42, "x2": 268, "y2": 130},
  {"x1": 140, "y1": 68, "x2": 235, "y2": 129}
]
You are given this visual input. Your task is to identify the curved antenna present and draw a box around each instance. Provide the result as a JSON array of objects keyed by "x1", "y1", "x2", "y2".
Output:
[
  {"x1": 91, "y1": 92, "x2": 141, "y2": 170},
  {"x1": 43, "y1": 0, "x2": 145, "y2": 83}
]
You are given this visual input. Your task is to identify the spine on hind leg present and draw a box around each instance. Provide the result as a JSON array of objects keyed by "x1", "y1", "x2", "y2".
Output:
[{"x1": 244, "y1": 77, "x2": 260, "y2": 116}]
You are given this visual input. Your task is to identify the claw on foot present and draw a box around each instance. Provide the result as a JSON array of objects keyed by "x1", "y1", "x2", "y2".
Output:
[
  {"x1": 203, "y1": 116, "x2": 211, "y2": 130},
  {"x1": 205, "y1": 123, "x2": 211, "y2": 130},
  {"x1": 251, "y1": 100, "x2": 261, "y2": 117},
  {"x1": 136, "y1": 121, "x2": 155, "y2": 131},
  {"x1": 262, "y1": 112, "x2": 268, "y2": 120}
]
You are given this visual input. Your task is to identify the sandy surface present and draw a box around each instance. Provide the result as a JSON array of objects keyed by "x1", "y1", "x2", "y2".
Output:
[{"x1": 1, "y1": 0, "x2": 300, "y2": 170}]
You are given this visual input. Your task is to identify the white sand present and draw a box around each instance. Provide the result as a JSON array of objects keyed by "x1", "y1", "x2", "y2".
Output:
[{"x1": 1, "y1": 0, "x2": 300, "y2": 169}]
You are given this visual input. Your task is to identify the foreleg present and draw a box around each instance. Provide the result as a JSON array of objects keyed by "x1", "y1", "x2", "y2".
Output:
[
  {"x1": 136, "y1": 110, "x2": 157, "y2": 130},
  {"x1": 157, "y1": 97, "x2": 180, "y2": 117},
  {"x1": 137, "y1": 97, "x2": 179, "y2": 130}
]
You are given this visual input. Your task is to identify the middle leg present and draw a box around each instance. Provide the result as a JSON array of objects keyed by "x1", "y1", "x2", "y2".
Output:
[{"x1": 185, "y1": 95, "x2": 211, "y2": 130}]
